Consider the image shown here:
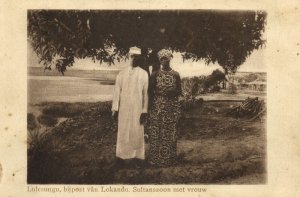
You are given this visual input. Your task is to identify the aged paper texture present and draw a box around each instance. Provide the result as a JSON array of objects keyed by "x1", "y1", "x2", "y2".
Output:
[{"x1": 1, "y1": 0, "x2": 300, "y2": 196}]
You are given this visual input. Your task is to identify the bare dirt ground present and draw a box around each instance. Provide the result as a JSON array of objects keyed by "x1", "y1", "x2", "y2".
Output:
[{"x1": 27, "y1": 100, "x2": 266, "y2": 184}]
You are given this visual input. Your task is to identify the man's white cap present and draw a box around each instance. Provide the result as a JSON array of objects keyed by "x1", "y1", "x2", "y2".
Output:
[{"x1": 129, "y1": 46, "x2": 141, "y2": 55}]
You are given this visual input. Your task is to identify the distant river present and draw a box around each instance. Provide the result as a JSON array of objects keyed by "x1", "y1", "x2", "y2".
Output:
[
  {"x1": 28, "y1": 67, "x2": 266, "y2": 104},
  {"x1": 28, "y1": 75, "x2": 115, "y2": 104}
]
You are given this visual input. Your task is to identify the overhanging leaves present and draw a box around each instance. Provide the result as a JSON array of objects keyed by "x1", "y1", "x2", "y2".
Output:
[{"x1": 28, "y1": 10, "x2": 266, "y2": 75}]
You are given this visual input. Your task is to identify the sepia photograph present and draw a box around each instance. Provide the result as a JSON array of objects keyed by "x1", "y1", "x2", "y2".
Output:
[{"x1": 27, "y1": 9, "x2": 267, "y2": 184}]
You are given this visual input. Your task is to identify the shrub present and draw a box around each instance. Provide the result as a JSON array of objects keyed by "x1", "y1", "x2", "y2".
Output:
[
  {"x1": 27, "y1": 114, "x2": 47, "y2": 155},
  {"x1": 181, "y1": 69, "x2": 225, "y2": 97},
  {"x1": 42, "y1": 103, "x2": 87, "y2": 117},
  {"x1": 37, "y1": 114, "x2": 58, "y2": 127},
  {"x1": 28, "y1": 128, "x2": 47, "y2": 151},
  {"x1": 211, "y1": 85, "x2": 221, "y2": 92},
  {"x1": 229, "y1": 83, "x2": 237, "y2": 94},
  {"x1": 27, "y1": 113, "x2": 38, "y2": 130},
  {"x1": 181, "y1": 76, "x2": 206, "y2": 99}
]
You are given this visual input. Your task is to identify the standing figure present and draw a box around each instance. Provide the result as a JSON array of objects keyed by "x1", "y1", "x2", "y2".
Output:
[
  {"x1": 112, "y1": 47, "x2": 148, "y2": 163},
  {"x1": 148, "y1": 49, "x2": 182, "y2": 167}
]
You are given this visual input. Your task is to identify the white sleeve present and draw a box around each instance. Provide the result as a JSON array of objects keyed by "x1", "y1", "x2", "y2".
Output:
[
  {"x1": 142, "y1": 72, "x2": 149, "y2": 113},
  {"x1": 112, "y1": 73, "x2": 121, "y2": 111}
]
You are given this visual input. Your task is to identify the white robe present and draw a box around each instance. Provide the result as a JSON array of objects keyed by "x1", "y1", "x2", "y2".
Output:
[{"x1": 112, "y1": 66, "x2": 148, "y2": 159}]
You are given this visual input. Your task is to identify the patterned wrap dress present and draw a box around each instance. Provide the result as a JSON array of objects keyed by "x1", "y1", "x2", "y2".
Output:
[{"x1": 148, "y1": 68, "x2": 182, "y2": 166}]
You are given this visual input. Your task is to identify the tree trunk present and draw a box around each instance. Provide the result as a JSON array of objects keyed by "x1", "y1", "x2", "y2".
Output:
[
  {"x1": 222, "y1": 80, "x2": 226, "y2": 89},
  {"x1": 143, "y1": 48, "x2": 160, "y2": 75},
  {"x1": 228, "y1": 72, "x2": 237, "y2": 94}
]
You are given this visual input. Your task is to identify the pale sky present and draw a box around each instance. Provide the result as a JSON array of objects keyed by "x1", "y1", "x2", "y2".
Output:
[{"x1": 28, "y1": 43, "x2": 266, "y2": 76}]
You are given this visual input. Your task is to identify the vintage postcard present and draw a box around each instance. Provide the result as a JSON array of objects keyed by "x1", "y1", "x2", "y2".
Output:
[{"x1": 0, "y1": 0, "x2": 300, "y2": 196}]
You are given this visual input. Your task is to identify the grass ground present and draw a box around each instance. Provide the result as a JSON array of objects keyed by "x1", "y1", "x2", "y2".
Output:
[{"x1": 27, "y1": 100, "x2": 266, "y2": 184}]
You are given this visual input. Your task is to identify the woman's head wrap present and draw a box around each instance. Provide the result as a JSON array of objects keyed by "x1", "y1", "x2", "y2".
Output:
[{"x1": 157, "y1": 49, "x2": 173, "y2": 61}]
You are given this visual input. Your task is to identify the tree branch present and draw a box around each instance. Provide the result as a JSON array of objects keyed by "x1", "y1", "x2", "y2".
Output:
[{"x1": 54, "y1": 18, "x2": 75, "y2": 35}]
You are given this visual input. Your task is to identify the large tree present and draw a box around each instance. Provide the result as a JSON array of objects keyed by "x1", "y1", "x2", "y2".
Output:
[{"x1": 27, "y1": 10, "x2": 266, "y2": 75}]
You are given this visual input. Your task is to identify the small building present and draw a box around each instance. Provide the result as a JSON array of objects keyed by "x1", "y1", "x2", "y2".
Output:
[{"x1": 247, "y1": 80, "x2": 266, "y2": 91}]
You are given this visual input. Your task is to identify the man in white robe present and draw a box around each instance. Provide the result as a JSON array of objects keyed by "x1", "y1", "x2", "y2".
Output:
[{"x1": 112, "y1": 47, "x2": 148, "y2": 161}]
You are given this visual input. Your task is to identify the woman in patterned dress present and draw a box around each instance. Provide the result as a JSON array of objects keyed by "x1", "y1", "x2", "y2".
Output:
[{"x1": 147, "y1": 49, "x2": 182, "y2": 167}]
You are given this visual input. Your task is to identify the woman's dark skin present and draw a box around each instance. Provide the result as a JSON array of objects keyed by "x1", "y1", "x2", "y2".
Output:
[
  {"x1": 159, "y1": 57, "x2": 182, "y2": 98},
  {"x1": 160, "y1": 57, "x2": 171, "y2": 71}
]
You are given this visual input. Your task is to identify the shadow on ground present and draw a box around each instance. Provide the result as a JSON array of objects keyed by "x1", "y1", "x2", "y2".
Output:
[{"x1": 27, "y1": 101, "x2": 266, "y2": 184}]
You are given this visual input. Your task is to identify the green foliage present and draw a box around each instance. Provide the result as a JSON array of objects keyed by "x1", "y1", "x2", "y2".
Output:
[{"x1": 28, "y1": 10, "x2": 266, "y2": 74}]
